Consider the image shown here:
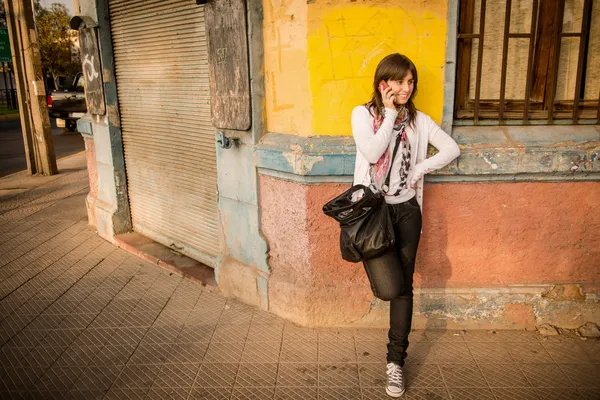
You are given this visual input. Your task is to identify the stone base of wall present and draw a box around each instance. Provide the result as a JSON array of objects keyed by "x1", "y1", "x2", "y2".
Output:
[
  {"x1": 354, "y1": 284, "x2": 599, "y2": 332},
  {"x1": 217, "y1": 256, "x2": 270, "y2": 311},
  {"x1": 82, "y1": 136, "x2": 98, "y2": 228}
]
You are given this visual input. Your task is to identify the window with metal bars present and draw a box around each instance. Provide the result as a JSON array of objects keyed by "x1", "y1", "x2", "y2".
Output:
[{"x1": 454, "y1": 0, "x2": 599, "y2": 124}]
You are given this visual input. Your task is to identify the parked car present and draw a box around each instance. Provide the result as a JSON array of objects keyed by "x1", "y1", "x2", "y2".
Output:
[{"x1": 47, "y1": 72, "x2": 86, "y2": 131}]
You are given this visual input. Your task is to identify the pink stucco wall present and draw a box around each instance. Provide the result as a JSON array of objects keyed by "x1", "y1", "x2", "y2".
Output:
[{"x1": 260, "y1": 175, "x2": 600, "y2": 326}]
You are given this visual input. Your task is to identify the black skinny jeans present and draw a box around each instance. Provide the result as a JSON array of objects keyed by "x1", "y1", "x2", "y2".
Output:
[{"x1": 362, "y1": 196, "x2": 422, "y2": 366}]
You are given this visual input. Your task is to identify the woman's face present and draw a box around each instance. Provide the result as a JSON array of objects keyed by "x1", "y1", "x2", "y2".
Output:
[{"x1": 386, "y1": 71, "x2": 414, "y2": 105}]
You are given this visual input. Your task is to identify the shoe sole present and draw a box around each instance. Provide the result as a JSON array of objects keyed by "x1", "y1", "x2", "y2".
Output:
[{"x1": 385, "y1": 387, "x2": 405, "y2": 398}]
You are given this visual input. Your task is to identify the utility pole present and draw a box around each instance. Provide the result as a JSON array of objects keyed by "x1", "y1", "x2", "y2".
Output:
[{"x1": 3, "y1": 0, "x2": 57, "y2": 176}]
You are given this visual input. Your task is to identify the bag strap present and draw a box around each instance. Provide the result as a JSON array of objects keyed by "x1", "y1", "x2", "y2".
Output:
[{"x1": 382, "y1": 133, "x2": 402, "y2": 192}]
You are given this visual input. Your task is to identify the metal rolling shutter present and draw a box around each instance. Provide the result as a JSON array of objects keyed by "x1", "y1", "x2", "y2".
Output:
[{"x1": 109, "y1": 0, "x2": 220, "y2": 267}]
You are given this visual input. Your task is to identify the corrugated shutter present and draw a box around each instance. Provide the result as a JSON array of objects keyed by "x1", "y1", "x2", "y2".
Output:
[{"x1": 109, "y1": 0, "x2": 220, "y2": 267}]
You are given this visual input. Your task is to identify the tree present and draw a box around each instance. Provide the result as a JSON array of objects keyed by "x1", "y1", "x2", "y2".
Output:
[
  {"x1": 1, "y1": 3, "x2": 6, "y2": 27},
  {"x1": 35, "y1": 3, "x2": 80, "y2": 89}
]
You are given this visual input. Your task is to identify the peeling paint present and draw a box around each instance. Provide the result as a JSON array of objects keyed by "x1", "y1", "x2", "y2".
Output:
[
  {"x1": 481, "y1": 152, "x2": 498, "y2": 170},
  {"x1": 282, "y1": 144, "x2": 325, "y2": 175}
]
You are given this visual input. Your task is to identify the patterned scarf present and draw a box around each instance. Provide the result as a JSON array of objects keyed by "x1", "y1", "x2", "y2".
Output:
[{"x1": 370, "y1": 107, "x2": 411, "y2": 194}]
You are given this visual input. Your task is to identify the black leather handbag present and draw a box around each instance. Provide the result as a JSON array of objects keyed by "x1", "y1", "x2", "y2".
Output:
[
  {"x1": 323, "y1": 135, "x2": 402, "y2": 263},
  {"x1": 323, "y1": 184, "x2": 394, "y2": 262}
]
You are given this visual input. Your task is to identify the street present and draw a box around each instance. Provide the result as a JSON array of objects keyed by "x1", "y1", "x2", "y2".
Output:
[{"x1": 0, "y1": 117, "x2": 85, "y2": 177}]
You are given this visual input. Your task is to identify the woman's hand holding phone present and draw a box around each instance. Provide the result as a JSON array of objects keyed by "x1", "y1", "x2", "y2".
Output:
[{"x1": 379, "y1": 80, "x2": 395, "y2": 109}]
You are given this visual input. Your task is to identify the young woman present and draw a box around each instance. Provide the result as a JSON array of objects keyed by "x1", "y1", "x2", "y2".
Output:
[{"x1": 351, "y1": 53, "x2": 460, "y2": 398}]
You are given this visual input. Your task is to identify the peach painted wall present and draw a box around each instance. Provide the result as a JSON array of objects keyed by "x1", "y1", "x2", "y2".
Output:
[{"x1": 260, "y1": 175, "x2": 600, "y2": 324}]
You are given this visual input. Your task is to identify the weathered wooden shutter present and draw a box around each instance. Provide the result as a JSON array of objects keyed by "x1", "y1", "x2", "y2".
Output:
[{"x1": 109, "y1": 0, "x2": 220, "y2": 266}]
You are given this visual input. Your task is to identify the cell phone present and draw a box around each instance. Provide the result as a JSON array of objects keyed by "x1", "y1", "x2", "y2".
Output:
[{"x1": 379, "y1": 80, "x2": 388, "y2": 92}]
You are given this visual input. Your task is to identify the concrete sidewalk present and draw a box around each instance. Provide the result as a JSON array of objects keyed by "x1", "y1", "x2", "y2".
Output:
[{"x1": 0, "y1": 153, "x2": 598, "y2": 400}]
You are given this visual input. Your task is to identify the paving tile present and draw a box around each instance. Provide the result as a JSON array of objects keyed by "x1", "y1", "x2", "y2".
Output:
[
  {"x1": 212, "y1": 323, "x2": 250, "y2": 343},
  {"x1": 356, "y1": 341, "x2": 387, "y2": 363},
  {"x1": 520, "y1": 363, "x2": 574, "y2": 388},
  {"x1": 507, "y1": 342, "x2": 554, "y2": 363},
  {"x1": 139, "y1": 326, "x2": 182, "y2": 345},
  {"x1": 0, "y1": 345, "x2": 33, "y2": 366},
  {"x1": 54, "y1": 344, "x2": 103, "y2": 367},
  {"x1": 24, "y1": 389, "x2": 71, "y2": 399},
  {"x1": 231, "y1": 386, "x2": 275, "y2": 400},
  {"x1": 70, "y1": 365, "x2": 123, "y2": 391},
  {"x1": 235, "y1": 363, "x2": 278, "y2": 387},
  {"x1": 128, "y1": 343, "x2": 173, "y2": 365},
  {"x1": 543, "y1": 343, "x2": 595, "y2": 364},
  {"x1": 421, "y1": 330, "x2": 466, "y2": 343},
  {"x1": 319, "y1": 340, "x2": 357, "y2": 363},
  {"x1": 57, "y1": 314, "x2": 96, "y2": 330},
  {"x1": 247, "y1": 323, "x2": 283, "y2": 342},
  {"x1": 32, "y1": 366, "x2": 84, "y2": 392},
  {"x1": 71, "y1": 328, "x2": 116, "y2": 347},
  {"x1": 280, "y1": 340, "x2": 318, "y2": 363},
  {"x1": 282, "y1": 323, "x2": 318, "y2": 342},
  {"x1": 318, "y1": 329, "x2": 355, "y2": 343},
  {"x1": 177, "y1": 325, "x2": 216, "y2": 343},
  {"x1": 103, "y1": 388, "x2": 149, "y2": 399},
  {"x1": 219, "y1": 303, "x2": 254, "y2": 326},
  {"x1": 251, "y1": 310, "x2": 285, "y2": 327},
  {"x1": 318, "y1": 364, "x2": 360, "y2": 387},
  {"x1": 479, "y1": 363, "x2": 531, "y2": 388},
  {"x1": 166, "y1": 342, "x2": 208, "y2": 364},
  {"x1": 404, "y1": 364, "x2": 445, "y2": 388},
  {"x1": 146, "y1": 387, "x2": 191, "y2": 400},
  {"x1": 406, "y1": 342, "x2": 437, "y2": 364},
  {"x1": 535, "y1": 388, "x2": 585, "y2": 399},
  {"x1": 151, "y1": 362, "x2": 198, "y2": 388},
  {"x1": 185, "y1": 310, "x2": 222, "y2": 327},
  {"x1": 194, "y1": 363, "x2": 239, "y2": 387},
  {"x1": 447, "y1": 387, "x2": 495, "y2": 399},
  {"x1": 406, "y1": 387, "x2": 451, "y2": 399},
  {"x1": 189, "y1": 387, "x2": 233, "y2": 399},
  {"x1": 20, "y1": 345, "x2": 65, "y2": 368},
  {"x1": 490, "y1": 387, "x2": 540, "y2": 399},
  {"x1": 318, "y1": 386, "x2": 361, "y2": 400},
  {"x1": 91, "y1": 344, "x2": 137, "y2": 366},
  {"x1": 439, "y1": 363, "x2": 487, "y2": 388},
  {"x1": 578, "y1": 388, "x2": 600, "y2": 400},
  {"x1": 115, "y1": 361, "x2": 160, "y2": 387},
  {"x1": 274, "y1": 386, "x2": 317, "y2": 399},
  {"x1": 203, "y1": 342, "x2": 244, "y2": 363},
  {"x1": 0, "y1": 391, "x2": 26, "y2": 399},
  {"x1": 577, "y1": 340, "x2": 600, "y2": 363},
  {"x1": 359, "y1": 387, "x2": 392, "y2": 400},
  {"x1": 0, "y1": 367, "x2": 45, "y2": 391},
  {"x1": 560, "y1": 364, "x2": 600, "y2": 388},
  {"x1": 467, "y1": 342, "x2": 514, "y2": 363},
  {"x1": 276, "y1": 363, "x2": 318, "y2": 387},
  {"x1": 241, "y1": 341, "x2": 281, "y2": 363},
  {"x1": 354, "y1": 328, "x2": 388, "y2": 342},
  {"x1": 39, "y1": 328, "x2": 81, "y2": 349},
  {"x1": 111, "y1": 326, "x2": 150, "y2": 345},
  {"x1": 433, "y1": 342, "x2": 475, "y2": 364},
  {"x1": 357, "y1": 363, "x2": 386, "y2": 388}
]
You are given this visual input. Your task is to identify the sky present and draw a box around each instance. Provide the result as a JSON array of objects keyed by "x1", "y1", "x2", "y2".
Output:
[{"x1": 40, "y1": 0, "x2": 76, "y2": 16}]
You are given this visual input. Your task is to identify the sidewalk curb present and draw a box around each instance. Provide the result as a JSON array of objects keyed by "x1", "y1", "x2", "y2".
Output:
[{"x1": 114, "y1": 232, "x2": 217, "y2": 288}]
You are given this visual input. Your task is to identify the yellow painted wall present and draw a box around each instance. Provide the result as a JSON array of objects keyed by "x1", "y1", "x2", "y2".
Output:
[{"x1": 264, "y1": 0, "x2": 449, "y2": 136}]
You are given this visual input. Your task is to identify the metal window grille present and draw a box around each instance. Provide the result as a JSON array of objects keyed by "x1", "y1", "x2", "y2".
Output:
[{"x1": 454, "y1": 0, "x2": 599, "y2": 124}]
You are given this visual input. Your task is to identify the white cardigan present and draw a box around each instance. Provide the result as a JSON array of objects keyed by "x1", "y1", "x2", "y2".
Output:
[{"x1": 351, "y1": 105, "x2": 460, "y2": 208}]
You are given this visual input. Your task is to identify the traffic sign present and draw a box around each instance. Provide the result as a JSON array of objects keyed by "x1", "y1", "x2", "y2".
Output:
[{"x1": 0, "y1": 28, "x2": 12, "y2": 62}]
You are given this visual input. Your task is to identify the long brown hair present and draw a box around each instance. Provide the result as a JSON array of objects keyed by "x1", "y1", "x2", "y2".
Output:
[{"x1": 366, "y1": 53, "x2": 418, "y2": 128}]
